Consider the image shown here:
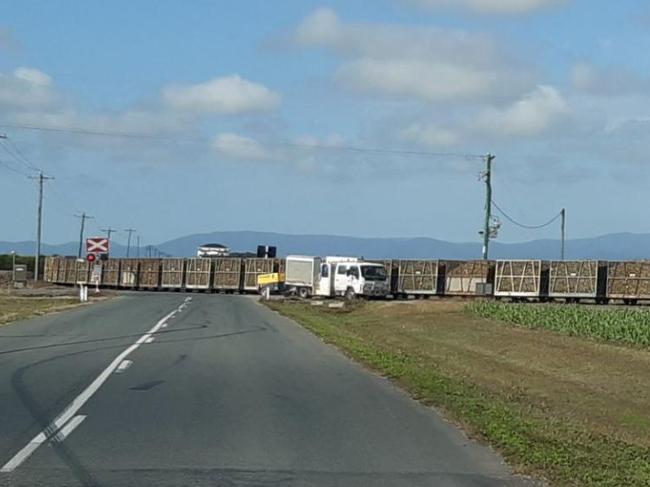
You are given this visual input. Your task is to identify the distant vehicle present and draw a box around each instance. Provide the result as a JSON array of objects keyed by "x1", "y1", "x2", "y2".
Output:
[
  {"x1": 284, "y1": 255, "x2": 389, "y2": 299},
  {"x1": 196, "y1": 243, "x2": 230, "y2": 258}
]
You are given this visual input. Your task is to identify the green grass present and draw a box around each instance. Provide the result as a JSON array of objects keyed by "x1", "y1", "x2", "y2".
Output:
[
  {"x1": 467, "y1": 301, "x2": 650, "y2": 347},
  {"x1": 267, "y1": 301, "x2": 650, "y2": 487}
]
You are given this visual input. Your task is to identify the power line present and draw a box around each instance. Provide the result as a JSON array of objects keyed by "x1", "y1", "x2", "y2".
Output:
[
  {"x1": 0, "y1": 123, "x2": 485, "y2": 159},
  {"x1": 0, "y1": 139, "x2": 42, "y2": 173},
  {"x1": 491, "y1": 200, "x2": 562, "y2": 230}
]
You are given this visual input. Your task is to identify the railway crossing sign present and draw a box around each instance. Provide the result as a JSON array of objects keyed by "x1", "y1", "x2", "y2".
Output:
[{"x1": 86, "y1": 237, "x2": 109, "y2": 254}]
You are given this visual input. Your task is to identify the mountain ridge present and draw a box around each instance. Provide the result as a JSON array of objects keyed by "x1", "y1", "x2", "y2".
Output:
[{"x1": 2, "y1": 230, "x2": 650, "y2": 260}]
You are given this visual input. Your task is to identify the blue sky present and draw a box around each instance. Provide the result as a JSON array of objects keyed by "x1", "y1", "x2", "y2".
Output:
[{"x1": 1, "y1": 0, "x2": 650, "y2": 249}]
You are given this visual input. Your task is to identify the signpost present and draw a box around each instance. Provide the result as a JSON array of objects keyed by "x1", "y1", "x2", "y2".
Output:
[
  {"x1": 85, "y1": 237, "x2": 109, "y2": 295},
  {"x1": 86, "y1": 237, "x2": 109, "y2": 255}
]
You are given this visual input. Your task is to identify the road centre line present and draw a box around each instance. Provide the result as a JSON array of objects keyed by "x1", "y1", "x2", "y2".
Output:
[
  {"x1": 0, "y1": 300, "x2": 186, "y2": 473},
  {"x1": 53, "y1": 415, "x2": 86, "y2": 443}
]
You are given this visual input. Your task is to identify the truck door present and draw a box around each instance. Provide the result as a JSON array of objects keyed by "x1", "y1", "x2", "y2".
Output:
[
  {"x1": 334, "y1": 264, "x2": 349, "y2": 295},
  {"x1": 315, "y1": 263, "x2": 331, "y2": 297}
]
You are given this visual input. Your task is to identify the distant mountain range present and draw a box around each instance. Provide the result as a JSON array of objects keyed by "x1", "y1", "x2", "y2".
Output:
[{"x1": 2, "y1": 231, "x2": 650, "y2": 260}]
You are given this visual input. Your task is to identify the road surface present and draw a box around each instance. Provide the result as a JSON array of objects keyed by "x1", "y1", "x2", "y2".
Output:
[{"x1": 0, "y1": 293, "x2": 533, "y2": 486}]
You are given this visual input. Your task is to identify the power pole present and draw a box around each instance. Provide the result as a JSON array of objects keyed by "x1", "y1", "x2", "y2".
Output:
[
  {"x1": 100, "y1": 227, "x2": 117, "y2": 258},
  {"x1": 100, "y1": 227, "x2": 117, "y2": 240},
  {"x1": 124, "y1": 228, "x2": 136, "y2": 258},
  {"x1": 482, "y1": 154, "x2": 495, "y2": 260},
  {"x1": 560, "y1": 208, "x2": 566, "y2": 260},
  {"x1": 75, "y1": 212, "x2": 94, "y2": 258},
  {"x1": 29, "y1": 172, "x2": 54, "y2": 281}
]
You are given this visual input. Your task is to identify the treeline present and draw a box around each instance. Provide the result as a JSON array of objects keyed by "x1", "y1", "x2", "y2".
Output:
[{"x1": 0, "y1": 254, "x2": 43, "y2": 273}]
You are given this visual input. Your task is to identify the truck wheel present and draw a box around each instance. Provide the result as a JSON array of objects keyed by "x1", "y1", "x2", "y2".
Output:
[
  {"x1": 298, "y1": 287, "x2": 310, "y2": 299},
  {"x1": 344, "y1": 287, "x2": 356, "y2": 301}
]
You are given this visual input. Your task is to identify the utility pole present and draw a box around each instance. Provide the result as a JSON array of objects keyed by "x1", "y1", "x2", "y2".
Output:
[
  {"x1": 75, "y1": 212, "x2": 94, "y2": 258},
  {"x1": 100, "y1": 227, "x2": 117, "y2": 258},
  {"x1": 482, "y1": 154, "x2": 495, "y2": 260},
  {"x1": 29, "y1": 172, "x2": 54, "y2": 281},
  {"x1": 560, "y1": 208, "x2": 566, "y2": 260},
  {"x1": 124, "y1": 228, "x2": 136, "y2": 258}
]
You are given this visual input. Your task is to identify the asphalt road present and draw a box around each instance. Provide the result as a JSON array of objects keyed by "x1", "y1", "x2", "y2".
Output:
[{"x1": 0, "y1": 293, "x2": 533, "y2": 486}]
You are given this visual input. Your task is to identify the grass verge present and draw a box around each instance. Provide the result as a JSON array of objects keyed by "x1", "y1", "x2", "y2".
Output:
[
  {"x1": 267, "y1": 299, "x2": 650, "y2": 487},
  {"x1": 0, "y1": 296, "x2": 83, "y2": 326}
]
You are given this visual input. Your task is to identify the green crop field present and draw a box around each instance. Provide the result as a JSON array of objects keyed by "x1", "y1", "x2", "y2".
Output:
[{"x1": 467, "y1": 301, "x2": 650, "y2": 347}]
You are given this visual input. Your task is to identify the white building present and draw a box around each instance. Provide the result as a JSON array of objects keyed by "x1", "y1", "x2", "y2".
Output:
[{"x1": 197, "y1": 243, "x2": 230, "y2": 257}]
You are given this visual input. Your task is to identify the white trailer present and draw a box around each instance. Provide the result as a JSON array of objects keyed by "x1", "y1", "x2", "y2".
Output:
[{"x1": 285, "y1": 255, "x2": 322, "y2": 298}]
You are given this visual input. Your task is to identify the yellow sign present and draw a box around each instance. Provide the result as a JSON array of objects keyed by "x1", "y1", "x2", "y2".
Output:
[{"x1": 257, "y1": 272, "x2": 285, "y2": 286}]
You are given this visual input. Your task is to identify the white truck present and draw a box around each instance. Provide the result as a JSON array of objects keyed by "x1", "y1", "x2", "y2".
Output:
[{"x1": 285, "y1": 255, "x2": 389, "y2": 299}]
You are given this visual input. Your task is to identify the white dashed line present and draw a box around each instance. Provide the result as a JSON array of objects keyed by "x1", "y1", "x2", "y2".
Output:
[{"x1": 0, "y1": 299, "x2": 188, "y2": 472}]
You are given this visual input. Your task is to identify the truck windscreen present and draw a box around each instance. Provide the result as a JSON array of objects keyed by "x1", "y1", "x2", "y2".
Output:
[{"x1": 360, "y1": 266, "x2": 387, "y2": 281}]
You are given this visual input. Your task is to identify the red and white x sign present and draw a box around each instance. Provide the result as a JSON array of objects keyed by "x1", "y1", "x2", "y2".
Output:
[{"x1": 86, "y1": 237, "x2": 109, "y2": 253}]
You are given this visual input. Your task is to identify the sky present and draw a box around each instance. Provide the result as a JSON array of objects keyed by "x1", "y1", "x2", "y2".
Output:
[{"x1": 1, "y1": 0, "x2": 650, "y2": 249}]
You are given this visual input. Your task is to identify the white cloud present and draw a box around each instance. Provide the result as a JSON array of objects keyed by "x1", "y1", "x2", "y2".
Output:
[
  {"x1": 402, "y1": 0, "x2": 567, "y2": 14},
  {"x1": 475, "y1": 85, "x2": 569, "y2": 136},
  {"x1": 294, "y1": 9, "x2": 532, "y2": 103},
  {"x1": 162, "y1": 75, "x2": 280, "y2": 114},
  {"x1": 338, "y1": 59, "x2": 497, "y2": 101},
  {"x1": 13, "y1": 67, "x2": 51, "y2": 86},
  {"x1": 399, "y1": 123, "x2": 460, "y2": 147},
  {"x1": 571, "y1": 62, "x2": 650, "y2": 96},
  {"x1": 0, "y1": 67, "x2": 56, "y2": 110},
  {"x1": 211, "y1": 133, "x2": 275, "y2": 161}
]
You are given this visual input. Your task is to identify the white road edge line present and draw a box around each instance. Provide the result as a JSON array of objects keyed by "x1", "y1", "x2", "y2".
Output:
[
  {"x1": 115, "y1": 360, "x2": 133, "y2": 373},
  {"x1": 53, "y1": 415, "x2": 86, "y2": 443},
  {"x1": 0, "y1": 303, "x2": 183, "y2": 473}
]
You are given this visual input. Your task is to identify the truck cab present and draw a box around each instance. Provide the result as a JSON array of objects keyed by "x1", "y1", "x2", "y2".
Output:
[{"x1": 329, "y1": 259, "x2": 389, "y2": 299}]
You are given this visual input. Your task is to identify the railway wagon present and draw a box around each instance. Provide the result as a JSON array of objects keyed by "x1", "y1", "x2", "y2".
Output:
[
  {"x1": 43, "y1": 256, "x2": 56, "y2": 283},
  {"x1": 395, "y1": 260, "x2": 440, "y2": 296},
  {"x1": 119, "y1": 259, "x2": 139, "y2": 288},
  {"x1": 548, "y1": 260, "x2": 606, "y2": 302},
  {"x1": 495, "y1": 260, "x2": 549, "y2": 299},
  {"x1": 243, "y1": 258, "x2": 281, "y2": 291},
  {"x1": 185, "y1": 258, "x2": 212, "y2": 290},
  {"x1": 161, "y1": 258, "x2": 185, "y2": 289},
  {"x1": 606, "y1": 261, "x2": 650, "y2": 304},
  {"x1": 63, "y1": 258, "x2": 78, "y2": 284},
  {"x1": 55, "y1": 257, "x2": 66, "y2": 282},
  {"x1": 138, "y1": 259, "x2": 161, "y2": 289},
  {"x1": 74, "y1": 260, "x2": 90, "y2": 284},
  {"x1": 213, "y1": 258, "x2": 243, "y2": 291},
  {"x1": 441, "y1": 260, "x2": 495, "y2": 296},
  {"x1": 102, "y1": 259, "x2": 121, "y2": 286}
]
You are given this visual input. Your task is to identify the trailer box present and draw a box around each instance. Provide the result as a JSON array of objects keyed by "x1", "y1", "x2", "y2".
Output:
[
  {"x1": 138, "y1": 259, "x2": 161, "y2": 289},
  {"x1": 244, "y1": 258, "x2": 279, "y2": 291},
  {"x1": 74, "y1": 260, "x2": 90, "y2": 284},
  {"x1": 213, "y1": 258, "x2": 243, "y2": 291},
  {"x1": 285, "y1": 256, "x2": 320, "y2": 288},
  {"x1": 120, "y1": 259, "x2": 139, "y2": 288},
  {"x1": 607, "y1": 261, "x2": 650, "y2": 300},
  {"x1": 43, "y1": 257, "x2": 54, "y2": 283},
  {"x1": 442, "y1": 260, "x2": 495, "y2": 296},
  {"x1": 395, "y1": 260, "x2": 439, "y2": 295},
  {"x1": 495, "y1": 260, "x2": 548, "y2": 298},
  {"x1": 161, "y1": 259, "x2": 185, "y2": 288},
  {"x1": 549, "y1": 260, "x2": 605, "y2": 299},
  {"x1": 185, "y1": 258, "x2": 212, "y2": 289},
  {"x1": 102, "y1": 259, "x2": 121, "y2": 286}
]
